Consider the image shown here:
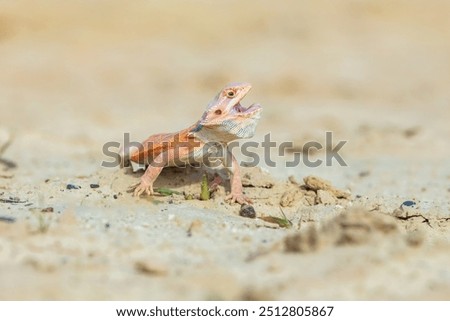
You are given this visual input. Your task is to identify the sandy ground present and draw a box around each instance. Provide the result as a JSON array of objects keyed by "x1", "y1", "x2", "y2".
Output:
[{"x1": 0, "y1": 0, "x2": 449, "y2": 300}]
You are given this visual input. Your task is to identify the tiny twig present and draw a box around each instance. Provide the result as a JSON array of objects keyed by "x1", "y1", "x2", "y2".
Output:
[
  {"x1": 0, "y1": 131, "x2": 17, "y2": 169},
  {"x1": 0, "y1": 130, "x2": 13, "y2": 157},
  {"x1": 0, "y1": 197, "x2": 26, "y2": 204},
  {"x1": 396, "y1": 214, "x2": 432, "y2": 228}
]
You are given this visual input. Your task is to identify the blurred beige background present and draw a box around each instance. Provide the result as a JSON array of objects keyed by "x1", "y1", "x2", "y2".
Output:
[{"x1": 1, "y1": 0, "x2": 449, "y2": 141}]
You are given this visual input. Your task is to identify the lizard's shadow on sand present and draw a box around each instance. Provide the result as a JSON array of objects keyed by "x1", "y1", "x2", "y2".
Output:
[{"x1": 123, "y1": 166, "x2": 230, "y2": 195}]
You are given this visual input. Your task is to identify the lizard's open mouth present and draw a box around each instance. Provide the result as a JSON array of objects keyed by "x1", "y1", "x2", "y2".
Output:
[{"x1": 234, "y1": 103, "x2": 262, "y2": 116}]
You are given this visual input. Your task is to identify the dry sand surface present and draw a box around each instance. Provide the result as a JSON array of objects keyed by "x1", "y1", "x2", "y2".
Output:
[{"x1": 0, "y1": 0, "x2": 449, "y2": 300}]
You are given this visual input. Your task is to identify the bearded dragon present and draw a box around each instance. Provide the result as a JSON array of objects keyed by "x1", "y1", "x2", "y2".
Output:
[{"x1": 120, "y1": 82, "x2": 262, "y2": 204}]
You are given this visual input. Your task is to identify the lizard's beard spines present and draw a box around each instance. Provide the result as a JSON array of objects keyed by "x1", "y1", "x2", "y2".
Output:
[{"x1": 221, "y1": 115, "x2": 260, "y2": 139}]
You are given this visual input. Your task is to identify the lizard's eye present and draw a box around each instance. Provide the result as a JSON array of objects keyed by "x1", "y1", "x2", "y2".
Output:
[
  {"x1": 226, "y1": 91, "x2": 235, "y2": 98},
  {"x1": 215, "y1": 109, "x2": 222, "y2": 115}
]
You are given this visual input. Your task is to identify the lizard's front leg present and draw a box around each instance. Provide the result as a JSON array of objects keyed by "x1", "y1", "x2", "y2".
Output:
[
  {"x1": 130, "y1": 150, "x2": 171, "y2": 197},
  {"x1": 225, "y1": 152, "x2": 252, "y2": 205},
  {"x1": 131, "y1": 165, "x2": 163, "y2": 197}
]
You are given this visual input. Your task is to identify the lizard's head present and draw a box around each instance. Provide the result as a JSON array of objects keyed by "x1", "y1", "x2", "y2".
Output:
[{"x1": 195, "y1": 82, "x2": 262, "y2": 140}]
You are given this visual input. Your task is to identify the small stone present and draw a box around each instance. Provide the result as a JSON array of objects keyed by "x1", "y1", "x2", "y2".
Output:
[
  {"x1": 288, "y1": 175, "x2": 300, "y2": 185},
  {"x1": 90, "y1": 184, "x2": 100, "y2": 189},
  {"x1": 113, "y1": 194, "x2": 118, "y2": 199},
  {"x1": 0, "y1": 216, "x2": 16, "y2": 223},
  {"x1": 316, "y1": 189, "x2": 337, "y2": 205},
  {"x1": 303, "y1": 175, "x2": 332, "y2": 191},
  {"x1": 402, "y1": 200, "x2": 416, "y2": 207},
  {"x1": 358, "y1": 170, "x2": 370, "y2": 178},
  {"x1": 241, "y1": 167, "x2": 275, "y2": 188},
  {"x1": 66, "y1": 184, "x2": 80, "y2": 190},
  {"x1": 280, "y1": 189, "x2": 300, "y2": 207},
  {"x1": 41, "y1": 207, "x2": 54, "y2": 213},
  {"x1": 404, "y1": 126, "x2": 420, "y2": 138},
  {"x1": 239, "y1": 204, "x2": 256, "y2": 219}
]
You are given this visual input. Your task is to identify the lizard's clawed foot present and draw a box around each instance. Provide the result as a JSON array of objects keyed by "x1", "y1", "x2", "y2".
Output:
[
  {"x1": 225, "y1": 193, "x2": 253, "y2": 205},
  {"x1": 129, "y1": 181, "x2": 154, "y2": 197}
]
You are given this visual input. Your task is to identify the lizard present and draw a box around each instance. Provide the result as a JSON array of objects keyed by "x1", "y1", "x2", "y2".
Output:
[{"x1": 120, "y1": 82, "x2": 262, "y2": 205}]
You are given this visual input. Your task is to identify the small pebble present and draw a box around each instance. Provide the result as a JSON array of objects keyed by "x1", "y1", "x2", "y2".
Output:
[
  {"x1": 0, "y1": 216, "x2": 16, "y2": 223},
  {"x1": 402, "y1": 200, "x2": 416, "y2": 207},
  {"x1": 41, "y1": 207, "x2": 54, "y2": 213},
  {"x1": 239, "y1": 204, "x2": 256, "y2": 219},
  {"x1": 66, "y1": 184, "x2": 80, "y2": 190},
  {"x1": 90, "y1": 184, "x2": 100, "y2": 189},
  {"x1": 113, "y1": 194, "x2": 118, "y2": 199}
]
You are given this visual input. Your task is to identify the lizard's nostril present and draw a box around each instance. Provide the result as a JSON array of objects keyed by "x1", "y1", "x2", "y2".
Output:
[{"x1": 215, "y1": 109, "x2": 222, "y2": 115}]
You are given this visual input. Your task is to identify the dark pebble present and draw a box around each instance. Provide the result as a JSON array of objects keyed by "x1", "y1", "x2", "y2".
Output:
[
  {"x1": 41, "y1": 207, "x2": 54, "y2": 213},
  {"x1": 402, "y1": 200, "x2": 416, "y2": 207},
  {"x1": 0, "y1": 216, "x2": 16, "y2": 223},
  {"x1": 113, "y1": 194, "x2": 118, "y2": 199},
  {"x1": 90, "y1": 184, "x2": 100, "y2": 189},
  {"x1": 105, "y1": 223, "x2": 110, "y2": 229},
  {"x1": 66, "y1": 184, "x2": 81, "y2": 190},
  {"x1": 239, "y1": 204, "x2": 256, "y2": 219}
]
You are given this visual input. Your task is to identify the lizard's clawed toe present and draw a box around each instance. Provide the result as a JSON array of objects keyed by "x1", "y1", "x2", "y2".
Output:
[
  {"x1": 127, "y1": 183, "x2": 139, "y2": 193},
  {"x1": 129, "y1": 182, "x2": 154, "y2": 197},
  {"x1": 226, "y1": 193, "x2": 252, "y2": 205}
]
